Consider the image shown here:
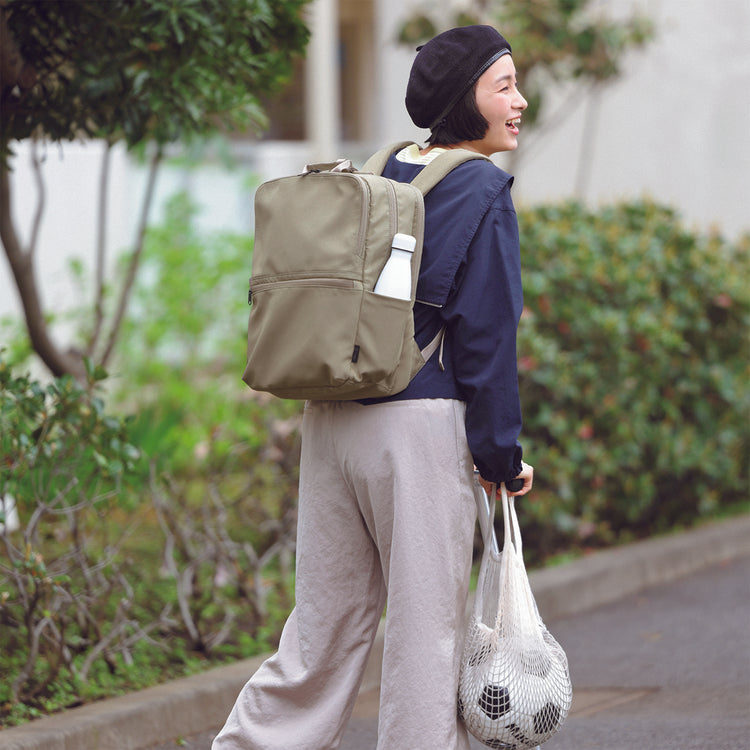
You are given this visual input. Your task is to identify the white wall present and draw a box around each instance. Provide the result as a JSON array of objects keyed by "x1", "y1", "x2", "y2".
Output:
[
  {"x1": 376, "y1": 0, "x2": 750, "y2": 236},
  {"x1": 0, "y1": 141, "x2": 255, "y2": 326},
  {"x1": 515, "y1": 0, "x2": 750, "y2": 235}
]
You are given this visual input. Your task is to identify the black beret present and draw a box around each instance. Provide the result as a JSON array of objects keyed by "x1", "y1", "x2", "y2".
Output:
[{"x1": 405, "y1": 25, "x2": 512, "y2": 130}]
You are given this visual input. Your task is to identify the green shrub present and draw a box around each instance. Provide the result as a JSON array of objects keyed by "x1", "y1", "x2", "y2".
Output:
[
  {"x1": 514, "y1": 200, "x2": 749, "y2": 559},
  {"x1": 0, "y1": 353, "x2": 297, "y2": 726},
  {"x1": 0, "y1": 357, "x2": 148, "y2": 717},
  {"x1": 108, "y1": 190, "x2": 301, "y2": 659},
  {"x1": 117, "y1": 193, "x2": 748, "y2": 563}
]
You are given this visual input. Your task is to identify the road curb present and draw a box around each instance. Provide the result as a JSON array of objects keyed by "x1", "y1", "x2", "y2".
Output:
[
  {"x1": 531, "y1": 511, "x2": 750, "y2": 621},
  {"x1": 2, "y1": 513, "x2": 748, "y2": 750}
]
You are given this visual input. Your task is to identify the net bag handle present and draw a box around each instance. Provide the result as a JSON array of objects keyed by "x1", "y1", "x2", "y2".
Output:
[
  {"x1": 473, "y1": 472, "x2": 499, "y2": 556},
  {"x1": 501, "y1": 483, "x2": 523, "y2": 559},
  {"x1": 473, "y1": 476, "x2": 537, "y2": 628},
  {"x1": 476, "y1": 478, "x2": 523, "y2": 560}
]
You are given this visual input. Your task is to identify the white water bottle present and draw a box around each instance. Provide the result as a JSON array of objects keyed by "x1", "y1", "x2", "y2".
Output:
[{"x1": 373, "y1": 233, "x2": 416, "y2": 300}]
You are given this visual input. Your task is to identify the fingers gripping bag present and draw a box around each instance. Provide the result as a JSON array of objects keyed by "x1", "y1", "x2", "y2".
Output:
[{"x1": 458, "y1": 479, "x2": 572, "y2": 749}]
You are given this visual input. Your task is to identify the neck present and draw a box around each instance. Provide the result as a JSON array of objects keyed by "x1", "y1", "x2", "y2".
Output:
[{"x1": 420, "y1": 142, "x2": 484, "y2": 157}]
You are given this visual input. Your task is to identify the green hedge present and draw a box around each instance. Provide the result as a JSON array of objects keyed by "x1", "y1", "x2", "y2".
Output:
[
  {"x1": 121, "y1": 195, "x2": 748, "y2": 561},
  {"x1": 514, "y1": 200, "x2": 749, "y2": 559}
]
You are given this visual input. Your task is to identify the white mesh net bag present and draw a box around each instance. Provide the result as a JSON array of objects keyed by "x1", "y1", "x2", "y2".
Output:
[{"x1": 458, "y1": 479, "x2": 572, "y2": 749}]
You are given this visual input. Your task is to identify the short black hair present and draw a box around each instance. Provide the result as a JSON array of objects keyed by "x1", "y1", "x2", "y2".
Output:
[{"x1": 426, "y1": 84, "x2": 488, "y2": 146}]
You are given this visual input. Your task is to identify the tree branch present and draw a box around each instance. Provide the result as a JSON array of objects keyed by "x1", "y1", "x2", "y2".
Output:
[
  {"x1": 574, "y1": 83, "x2": 603, "y2": 200},
  {"x1": 99, "y1": 145, "x2": 162, "y2": 369},
  {"x1": 27, "y1": 137, "x2": 45, "y2": 260},
  {"x1": 87, "y1": 140, "x2": 112, "y2": 357}
]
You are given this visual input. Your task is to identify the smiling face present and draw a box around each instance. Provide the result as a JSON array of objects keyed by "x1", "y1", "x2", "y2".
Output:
[{"x1": 463, "y1": 55, "x2": 528, "y2": 156}]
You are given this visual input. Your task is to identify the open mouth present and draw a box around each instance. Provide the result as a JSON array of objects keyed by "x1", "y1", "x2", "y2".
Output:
[{"x1": 505, "y1": 117, "x2": 521, "y2": 134}]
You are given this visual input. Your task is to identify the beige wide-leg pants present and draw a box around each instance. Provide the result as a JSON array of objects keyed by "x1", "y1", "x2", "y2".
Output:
[{"x1": 213, "y1": 399, "x2": 477, "y2": 750}]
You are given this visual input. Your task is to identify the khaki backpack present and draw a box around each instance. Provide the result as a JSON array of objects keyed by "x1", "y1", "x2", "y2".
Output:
[{"x1": 242, "y1": 142, "x2": 488, "y2": 400}]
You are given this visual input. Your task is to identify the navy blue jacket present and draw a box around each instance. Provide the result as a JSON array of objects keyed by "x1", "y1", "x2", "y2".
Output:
[{"x1": 362, "y1": 154, "x2": 524, "y2": 484}]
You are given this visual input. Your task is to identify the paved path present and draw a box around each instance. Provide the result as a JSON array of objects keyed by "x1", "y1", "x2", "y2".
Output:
[{"x1": 147, "y1": 556, "x2": 750, "y2": 750}]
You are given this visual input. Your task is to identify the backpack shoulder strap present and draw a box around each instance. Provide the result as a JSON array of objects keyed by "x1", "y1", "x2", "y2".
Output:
[
  {"x1": 361, "y1": 141, "x2": 416, "y2": 175},
  {"x1": 410, "y1": 149, "x2": 490, "y2": 196}
]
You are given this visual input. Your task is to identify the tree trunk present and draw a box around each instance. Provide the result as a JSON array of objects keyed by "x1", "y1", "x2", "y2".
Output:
[{"x1": 0, "y1": 165, "x2": 85, "y2": 380}]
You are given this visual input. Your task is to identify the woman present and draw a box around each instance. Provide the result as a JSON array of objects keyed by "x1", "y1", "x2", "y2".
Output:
[{"x1": 214, "y1": 25, "x2": 532, "y2": 750}]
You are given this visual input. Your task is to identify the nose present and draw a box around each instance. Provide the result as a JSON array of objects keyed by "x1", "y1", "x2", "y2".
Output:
[{"x1": 515, "y1": 89, "x2": 528, "y2": 111}]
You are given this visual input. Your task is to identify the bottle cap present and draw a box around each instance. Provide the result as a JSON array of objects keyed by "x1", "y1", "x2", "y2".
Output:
[{"x1": 392, "y1": 233, "x2": 417, "y2": 253}]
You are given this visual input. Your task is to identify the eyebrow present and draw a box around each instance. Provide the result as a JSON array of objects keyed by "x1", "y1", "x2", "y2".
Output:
[{"x1": 492, "y1": 74, "x2": 516, "y2": 85}]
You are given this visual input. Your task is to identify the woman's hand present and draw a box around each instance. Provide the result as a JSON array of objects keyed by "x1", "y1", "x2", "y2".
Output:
[{"x1": 478, "y1": 461, "x2": 533, "y2": 498}]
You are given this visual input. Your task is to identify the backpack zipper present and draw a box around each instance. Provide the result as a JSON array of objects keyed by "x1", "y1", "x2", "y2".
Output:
[
  {"x1": 351, "y1": 173, "x2": 398, "y2": 257},
  {"x1": 354, "y1": 174, "x2": 370, "y2": 257},
  {"x1": 384, "y1": 179, "x2": 398, "y2": 241},
  {"x1": 249, "y1": 277, "x2": 360, "y2": 305},
  {"x1": 307, "y1": 171, "x2": 396, "y2": 258}
]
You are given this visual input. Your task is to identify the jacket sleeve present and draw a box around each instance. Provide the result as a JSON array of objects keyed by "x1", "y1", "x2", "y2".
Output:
[{"x1": 443, "y1": 186, "x2": 524, "y2": 484}]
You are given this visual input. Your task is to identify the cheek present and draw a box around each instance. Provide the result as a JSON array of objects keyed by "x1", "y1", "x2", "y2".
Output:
[
  {"x1": 487, "y1": 111, "x2": 511, "y2": 135},
  {"x1": 479, "y1": 97, "x2": 511, "y2": 129}
]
